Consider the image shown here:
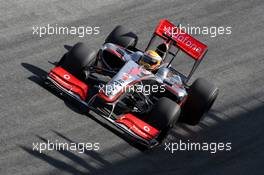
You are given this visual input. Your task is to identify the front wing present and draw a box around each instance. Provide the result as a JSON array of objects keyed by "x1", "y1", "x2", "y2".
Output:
[{"x1": 45, "y1": 66, "x2": 161, "y2": 148}]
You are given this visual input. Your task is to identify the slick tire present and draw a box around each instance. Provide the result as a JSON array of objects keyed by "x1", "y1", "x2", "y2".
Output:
[
  {"x1": 180, "y1": 78, "x2": 219, "y2": 125},
  {"x1": 148, "y1": 97, "x2": 181, "y2": 143},
  {"x1": 59, "y1": 42, "x2": 96, "y2": 77},
  {"x1": 105, "y1": 25, "x2": 138, "y2": 48}
]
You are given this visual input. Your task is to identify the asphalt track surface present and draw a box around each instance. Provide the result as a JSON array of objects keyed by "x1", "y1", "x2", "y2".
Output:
[{"x1": 0, "y1": 0, "x2": 264, "y2": 174}]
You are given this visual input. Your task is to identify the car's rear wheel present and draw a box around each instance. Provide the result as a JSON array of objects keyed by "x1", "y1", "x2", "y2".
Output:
[
  {"x1": 147, "y1": 97, "x2": 181, "y2": 143},
  {"x1": 105, "y1": 25, "x2": 138, "y2": 48},
  {"x1": 59, "y1": 42, "x2": 96, "y2": 78},
  {"x1": 180, "y1": 78, "x2": 219, "y2": 125}
]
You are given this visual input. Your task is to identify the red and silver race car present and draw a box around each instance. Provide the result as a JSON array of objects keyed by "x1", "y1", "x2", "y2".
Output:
[{"x1": 45, "y1": 19, "x2": 219, "y2": 148}]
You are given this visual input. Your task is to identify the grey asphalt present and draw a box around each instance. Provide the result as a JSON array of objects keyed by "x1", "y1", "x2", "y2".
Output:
[{"x1": 0, "y1": 0, "x2": 264, "y2": 174}]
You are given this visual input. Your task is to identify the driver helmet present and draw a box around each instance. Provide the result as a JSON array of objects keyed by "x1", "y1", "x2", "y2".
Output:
[{"x1": 139, "y1": 50, "x2": 162, "y2": 70}]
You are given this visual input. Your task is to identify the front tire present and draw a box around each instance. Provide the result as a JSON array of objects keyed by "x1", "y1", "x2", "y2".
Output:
[
  {"x1": 147, "y1": 97, "x2": 181, "y2": 143},
  {"x1": 59, "y1": 42, "x2": 96, "y2": 78},
  {"x1": 105, "y1": 25, "x2": 138, "y2": 48},
  {"x1": 180, "y1": 78, "x2": 219, "y2": 125}
]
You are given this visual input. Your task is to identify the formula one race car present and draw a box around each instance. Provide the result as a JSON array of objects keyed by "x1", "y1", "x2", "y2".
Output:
[{"x1": 45, "y1": 19, "x2": 219, "y2": 148}]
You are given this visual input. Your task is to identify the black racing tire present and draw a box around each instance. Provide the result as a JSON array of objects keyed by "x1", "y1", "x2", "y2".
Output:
[
  {"x1": 59, "y1": 42, "x2": 96, "y2": 76},
  {"x1": 105, "y1": 25, "x2": 138, "y2": 48},
  {"x1": 180, "y1": 78, "x2": 219, "y2": 125},
  {"x1": 148, "y1": 97, "x2": 181, "y2": 143}
]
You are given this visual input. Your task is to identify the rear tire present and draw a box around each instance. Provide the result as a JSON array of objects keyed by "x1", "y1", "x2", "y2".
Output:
[
  {"x1": 180, "y1": 78, "x2": 219, "y2": 125},
  {"x1": 148, "y1": 97, "x2": 181, "y2": 143},
  {"x1": 105, "y1": 25, "x2": 138, "y2": 48}
]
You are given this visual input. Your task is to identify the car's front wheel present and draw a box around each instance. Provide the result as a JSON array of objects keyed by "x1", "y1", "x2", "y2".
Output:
[
  {"x1": 59, "y1": 42, "x2": 96, "y2": 78},
  {"x1": 105, "y1": 25, "x2": 138, "y2": 48},
  {"x1": 180, "y1": 78, "x2": 219, "y2": 125},
  {"x1": 147, "y1": 97, "x2": 181, "y2": 143}
]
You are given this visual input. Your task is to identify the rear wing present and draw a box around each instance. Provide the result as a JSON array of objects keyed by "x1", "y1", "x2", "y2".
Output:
[{"x1": 154, "y1": 19, "x2": 208, "y2": 60}]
